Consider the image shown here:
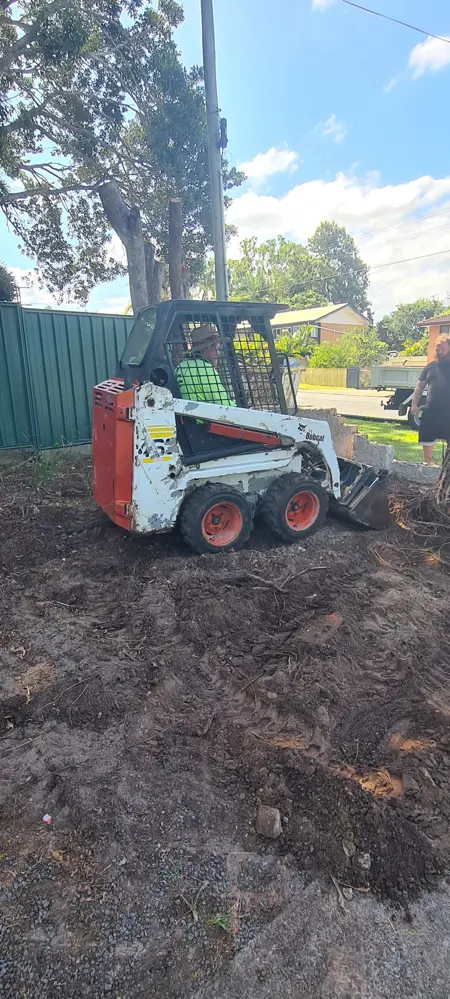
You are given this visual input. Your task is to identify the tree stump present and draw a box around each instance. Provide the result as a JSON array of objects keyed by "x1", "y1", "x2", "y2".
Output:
[{"x1": 436, "y1": 445, "x2": 450, "y2": 513}]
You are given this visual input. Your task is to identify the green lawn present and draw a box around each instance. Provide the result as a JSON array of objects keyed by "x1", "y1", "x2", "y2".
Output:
[{"x1": 347, "y1": 417, "x2": 421, "y2": 463}]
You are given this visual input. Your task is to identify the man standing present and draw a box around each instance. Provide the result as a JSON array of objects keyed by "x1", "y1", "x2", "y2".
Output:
[
  {"x1": 175, "y1": 324, "x2": 236, "y2": 407},
  {"x1": 411, "y1": 334, "x2": 450, "y2": 464}
]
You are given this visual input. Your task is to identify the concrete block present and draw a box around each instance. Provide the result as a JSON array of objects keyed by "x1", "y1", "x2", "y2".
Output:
[
  {"x1": 392, "y1": 460, "x2": 440, "y2": 485},
  {"x1": 297, "y1": 407, "x2": 356, "y2": 459},
  {"x1": 353, "y1": 434, "x2": 394, "y2": 471}
]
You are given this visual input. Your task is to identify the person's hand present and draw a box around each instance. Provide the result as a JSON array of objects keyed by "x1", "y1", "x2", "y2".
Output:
[{"x1": 410, "y1": 402, "x2": 419, "y2": 416}]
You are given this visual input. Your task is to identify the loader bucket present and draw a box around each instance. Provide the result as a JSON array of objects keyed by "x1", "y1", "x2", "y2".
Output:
[{"x1": 331, "y1": 458, "x2": 390, "y2": 530}]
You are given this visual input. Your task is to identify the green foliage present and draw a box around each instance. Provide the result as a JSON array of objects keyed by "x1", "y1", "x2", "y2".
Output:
[
  {"x1": 211, "y1": 912, "x2": 237, "y2": 936},
  {"x1": 377, "y1": 298, "x2": 445, "y2": 352},
  {"x1": 307, "y1": 221, "x2": 370, "y2": 313},
  {"x1": 351, "y1": 418, "x2": 420, "y2": 463},
  {"x1": 276, "y1": 328, "x2": 315, "y2": 358},
  {"x1": 288, "y1": 290, "x2": 329, "y2": 310},
  {"x1": 198, "y1": 226, "x2": 370, "y2": 313},
  {"x1": 0, "y1": 263, "x2": 17, "y2": 301},
  {"x1": 232, "y1": 331, "x2": 271, "y2": 361},
  {"x1": 212, "y1": 913, "x2": 232, "y2": 931},
  {"x1": 400, "y1": 335, "x2": 429, "y2": 356},
  {"x1": 308, "y1": 327, "x2": 387, "y2": 368},
  {"x1": 0, "y1": 0, "x2": 242, "y2": 301},
  {"x1": 224, "y1": 236, "x2": 331, "y2": 306}
]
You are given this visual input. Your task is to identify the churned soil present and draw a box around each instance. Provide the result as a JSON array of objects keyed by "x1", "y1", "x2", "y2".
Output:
[{"x1": 0, "y1": 453, "x2": 449, "y2": 998}]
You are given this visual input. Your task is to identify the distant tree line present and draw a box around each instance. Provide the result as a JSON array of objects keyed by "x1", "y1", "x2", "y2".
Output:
[{"x1": 198, "y1": 222, "x2": 371, "y2": 315}]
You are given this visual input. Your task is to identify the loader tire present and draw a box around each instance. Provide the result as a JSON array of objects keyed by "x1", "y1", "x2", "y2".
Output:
[
  {"x1": 407, "y1": 405, "x2": 423, "y2": 430},
  {"x1": 180, "y1": 483, "x2": 253, "y2": 555},
  {"x1": 261, "y1": 473, "x2": 328, "y2": 542}
]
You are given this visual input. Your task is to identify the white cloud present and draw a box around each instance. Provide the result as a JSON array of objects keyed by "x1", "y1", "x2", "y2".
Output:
[
  {"x1": 321, "y1": 114, "x2": 348, "y2": 144},
  {"x1": 239, "y1": 147, "x2": 299, "y2": 187},
  {"x1": 312, "y1": 0, "x2": 335, "y2": 9},
  {"x1": 95, "y1": 296, "x2": 129, "y2": 314},
  {"x1": 409, "y1": 35, "x2": 450, "y2": 78},
  {"x1": 10, "y1": 268, "x2": 61, "y2": 309},
  {"x1": 10, "y1": 267, "x2": 129, "y2": 314},
  {"x1": 228, "y1": 171, "x2": 450, "y2": 315},
  {"x1": 383, "y1": 76, "x2": 399, "y2": 94},
  {"x1": 107, "y1": 234, "x2": 127, "y2": 266}
]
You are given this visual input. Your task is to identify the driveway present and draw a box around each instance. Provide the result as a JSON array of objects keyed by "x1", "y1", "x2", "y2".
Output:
[{"x1": 297, "y1": 387, "x2": 403, "y2": 421}]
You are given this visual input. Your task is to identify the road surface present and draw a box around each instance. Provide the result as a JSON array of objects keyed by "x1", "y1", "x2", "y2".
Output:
[{"x1": 297, "y1": 387, "x2": 404, "y2": 421}]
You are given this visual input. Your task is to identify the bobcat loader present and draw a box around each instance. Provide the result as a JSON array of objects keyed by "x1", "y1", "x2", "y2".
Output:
[{"x1": 92, "y1": 300, "x2": 388, "y2": 554}]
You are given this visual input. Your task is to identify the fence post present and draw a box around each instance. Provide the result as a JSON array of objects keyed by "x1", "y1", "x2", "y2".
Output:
[{"x1": 16, "y1": 304, "x2": 41, "y2": 450}]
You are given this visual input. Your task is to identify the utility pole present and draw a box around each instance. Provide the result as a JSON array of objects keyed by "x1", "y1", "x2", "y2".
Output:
[{"x1": 200, "y1": 0, "x2": 229, "y2": 301}]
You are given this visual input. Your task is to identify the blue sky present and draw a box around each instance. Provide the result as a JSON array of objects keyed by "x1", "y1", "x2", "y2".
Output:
[
  {"x1": 3, "y1": 0, "x2": 450, "y2": 316},
  {"x1": 178, "y1": 0, "x2": 450, "y2": 188}
]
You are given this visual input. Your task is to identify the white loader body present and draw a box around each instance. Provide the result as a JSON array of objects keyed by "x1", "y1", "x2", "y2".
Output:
[{"x1": 131, "y1": 384, "x2": 340, "y2": 535}]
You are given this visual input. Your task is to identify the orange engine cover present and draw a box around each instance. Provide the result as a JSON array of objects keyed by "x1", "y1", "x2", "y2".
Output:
[{"x1": 92, "y1": 379, "x2": 134, "y2": 530}]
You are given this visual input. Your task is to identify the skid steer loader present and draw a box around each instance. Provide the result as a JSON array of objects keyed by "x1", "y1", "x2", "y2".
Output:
[{"x1": 92, "y1": 300, "x2": 388, "y2": 554}]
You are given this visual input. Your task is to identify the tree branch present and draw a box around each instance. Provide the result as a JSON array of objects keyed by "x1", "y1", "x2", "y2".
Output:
[
  {"x1": 0, "y1": 95, "x2": 60, "y2": 134},
  {"x1": 1, "y1": 182, "x2": 98, "y2": 203},
  {"x1": 0, "y1": 0, "x2": 64, "y2": 75},
  {"x1": 97, "y1": 180, "x2": 132, "y2": 243}
]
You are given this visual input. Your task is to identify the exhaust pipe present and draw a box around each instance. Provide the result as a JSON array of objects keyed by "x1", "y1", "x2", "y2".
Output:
[{"x1": 331, "y1": 459, "x2": 390, "y2": 530}]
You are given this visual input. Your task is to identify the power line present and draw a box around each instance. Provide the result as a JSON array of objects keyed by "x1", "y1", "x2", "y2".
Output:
[
  {"x1": 339, "y1": 246, "x2": 450, "y2": 280},
  {"x1": 339, "y1": 0, "x2": 450, "y2": 44},
  {"x1": 311, "y1": 207, "x2": 450, "y2": 256},
  {"x1": 370, "y1": 246, "x2": 450, "y2": 270},
  {"x1": 357, "y1": 206, "x2": 450, "y2": 244},
  {"x1": 362, "y1": 221, "x2": 450, "y2": 254}
]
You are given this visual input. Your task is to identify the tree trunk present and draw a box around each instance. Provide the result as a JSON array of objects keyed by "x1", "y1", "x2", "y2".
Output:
[
  {"x1": 98, "y1": 179, "x2": 167, "y2": 311},
  {"x1": 181, "y1": 261, "x2": 191, "y2": 299},
  {"x1": 153, "y1": 259, "x2": 164, "y2": 303},
  {"x1": 126, "y1": 208, "x2": 149, "y2": 313},
  {"x1": 98, "y1": 180, "x2": 149, "y2": 313},
  {"x1": 144, "y1": 241, "x2": 165, "y2": 304},
  {"x1": 144, "y1": 241, "x2": 156, "y2": 303},
  {"x1": 168, "y1": 198, "x2": 183, "y2": 299},
  {"x1": 436, "y1": 445, "x2": 450, "y2": 513}
]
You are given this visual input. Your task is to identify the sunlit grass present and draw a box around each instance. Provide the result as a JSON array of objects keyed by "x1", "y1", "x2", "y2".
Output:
[{"x1": 348, "y1": 417, "x2": 424, "y2": 463}]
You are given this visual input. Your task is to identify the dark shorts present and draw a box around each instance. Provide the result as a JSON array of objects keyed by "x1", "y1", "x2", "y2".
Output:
[{"x1": 418, "y1": 407, "x2": 450, "y2": 444}]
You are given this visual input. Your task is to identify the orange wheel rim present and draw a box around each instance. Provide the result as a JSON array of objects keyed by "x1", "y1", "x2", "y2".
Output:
[
  {"x1": 201, "y1": 501, "x2": 243, "y2": 547},
  {"x1": 285, "y1": 491, "x2": 320, "y2": 531}
]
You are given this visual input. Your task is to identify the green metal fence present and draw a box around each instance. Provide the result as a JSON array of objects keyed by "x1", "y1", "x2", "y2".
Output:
[{"x1": 0, "y1": 303, "x2": 133, "y2": 449}]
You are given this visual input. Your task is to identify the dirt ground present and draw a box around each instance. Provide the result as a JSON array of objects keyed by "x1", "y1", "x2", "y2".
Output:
[{"x1": 1, "y1": 452, "x2": 450, "y2": 998}]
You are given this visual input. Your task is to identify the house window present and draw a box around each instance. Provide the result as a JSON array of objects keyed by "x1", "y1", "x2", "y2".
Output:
[
  {"x1": 440, "y1": 325, "x2": 450, "y2": 334},
  {"x1": 310, "y1": 325, "x2": 319, "y2": 341}
]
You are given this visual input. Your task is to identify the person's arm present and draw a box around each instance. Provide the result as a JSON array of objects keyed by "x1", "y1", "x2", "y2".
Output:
[
  {"x1": 176, "y1": 360, "x2": 204, "y2": 401},
  {"x1": 202, "y1": 366, "x2": 236, "y2": 406},
  {"x1": 212, "y1": 374, "x2": 236, "y2": 407},
  {"x1": 411, "y1": 364, "x2": 429, "y2": 414},
  {"x1": 411, "y1": 378, "x2": 426, "y2": 415}
]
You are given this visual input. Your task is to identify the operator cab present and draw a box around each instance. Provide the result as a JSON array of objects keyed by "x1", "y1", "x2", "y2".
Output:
[
  {"x1": 119, "y1": 299, "x2": 298, "y2": 462},
  {"x1": 119, "y1": 300, "x2": 298, "y2": 411}
]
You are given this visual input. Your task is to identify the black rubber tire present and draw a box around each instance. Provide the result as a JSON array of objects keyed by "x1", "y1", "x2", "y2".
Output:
[
  {"x1": 179, "y1": 482, "x2": 253, "y2": 555},
  {"x1": 261, "y1": 473, "x2": 328, "y2": 542},
  {"x1": 406, "y1": 399, "x2": 425, "y2": 430}
]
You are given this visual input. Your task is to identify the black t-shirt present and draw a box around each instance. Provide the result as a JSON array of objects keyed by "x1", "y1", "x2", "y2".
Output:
[{"x1": 420, "y1": 359, "x2": 450, "y2": 412}]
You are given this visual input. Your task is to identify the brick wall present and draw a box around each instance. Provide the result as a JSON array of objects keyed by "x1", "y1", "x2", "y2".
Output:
[
  {"x1": 428, "y1": 326, "x2": 438, "y2": 363},
  {"x1": 319, "y1": 322, "x2": 352, "y2": 344},
  {"x1": 427, "y1": 322, "x2": 450, "y2": 362}
]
